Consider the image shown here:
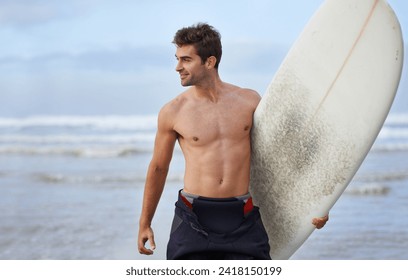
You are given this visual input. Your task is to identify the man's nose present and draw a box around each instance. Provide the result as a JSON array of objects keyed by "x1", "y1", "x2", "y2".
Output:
[{"x1": 175, "y1": 61, "x2": 182, "y2": 72}]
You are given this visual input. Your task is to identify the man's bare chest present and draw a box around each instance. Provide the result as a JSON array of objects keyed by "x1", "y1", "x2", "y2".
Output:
[{"x1": 174, "y1": 106, "x2": 252, "y2": 145}]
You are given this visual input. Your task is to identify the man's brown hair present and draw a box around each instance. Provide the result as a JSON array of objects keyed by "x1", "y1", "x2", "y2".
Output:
[{"x1": 173, "y1": 23, "x2": 222, "y2": 69}]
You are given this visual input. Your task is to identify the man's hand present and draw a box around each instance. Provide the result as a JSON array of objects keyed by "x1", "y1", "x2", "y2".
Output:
[
  {"x1": 138, "y1": 226, "x2": 156, "y2": 255},
  {"x1": 312, "y1": 214, "x2": 329, "y2": 229}
]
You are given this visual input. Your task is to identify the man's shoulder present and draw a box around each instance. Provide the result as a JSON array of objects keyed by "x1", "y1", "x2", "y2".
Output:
[
  {"x1": 159, "y1": 91, "x2": 190, "y2": 119},
  {"x1": 225, "y1": 83, "x2": 261, "y2": 100},
  {"x1": 241, "y1": 88, "x2": 261, "y2": 101},
  {"x1": 230, "y1": 85, "x2": 261, "y2": 107}
]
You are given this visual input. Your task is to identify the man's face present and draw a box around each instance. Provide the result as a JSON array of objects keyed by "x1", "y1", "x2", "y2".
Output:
[{"x1": 175, "y1": 45, "x2": 207, "y2": 87}]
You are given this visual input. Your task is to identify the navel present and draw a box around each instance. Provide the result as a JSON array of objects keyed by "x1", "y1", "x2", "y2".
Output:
[{"x1": 219, "y1": 179, "x2": 223, "y2": 184}]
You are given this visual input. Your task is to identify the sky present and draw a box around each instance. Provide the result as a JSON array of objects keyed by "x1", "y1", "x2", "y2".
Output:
[{"x1": 0, "y1": 0, "x2": 407, "y2": 117}]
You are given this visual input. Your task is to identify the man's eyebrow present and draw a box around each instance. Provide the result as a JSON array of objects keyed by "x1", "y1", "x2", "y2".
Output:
[{"x1": 175, "y1": 54, "x2": 192, "y2": 59}]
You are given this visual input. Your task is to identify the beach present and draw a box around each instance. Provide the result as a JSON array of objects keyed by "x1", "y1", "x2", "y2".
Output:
[{"x1": 0, "y1": 113, "x2": 407, "y2": 260}]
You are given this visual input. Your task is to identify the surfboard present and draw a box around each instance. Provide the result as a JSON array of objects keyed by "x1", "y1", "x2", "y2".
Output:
[{"x1": 250, "y1": 0, "x2": 404, "y2": 259}]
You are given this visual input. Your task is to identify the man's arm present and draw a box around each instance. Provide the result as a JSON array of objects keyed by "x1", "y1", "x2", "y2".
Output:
[{"x1": 138, "y1": 106, "x2": 177, "y2": 255}]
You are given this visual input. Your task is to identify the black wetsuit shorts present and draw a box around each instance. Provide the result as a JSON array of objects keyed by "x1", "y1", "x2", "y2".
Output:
[{"x1": 166, "y1": 190, "x2": 271, "y2": 260}]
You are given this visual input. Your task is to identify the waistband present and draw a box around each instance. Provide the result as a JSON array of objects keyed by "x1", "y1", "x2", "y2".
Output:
[
  {"x1": 181, "y1": 190, "x2": 251, "y2": 202},
  {"x1": 179, "y1": 190, "x2": 254, "y2": 215}
]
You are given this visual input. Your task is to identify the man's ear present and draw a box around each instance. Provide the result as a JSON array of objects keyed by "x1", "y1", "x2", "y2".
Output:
[{"x1": 206, "y1": 56, "x2": 217, "y2": 69}]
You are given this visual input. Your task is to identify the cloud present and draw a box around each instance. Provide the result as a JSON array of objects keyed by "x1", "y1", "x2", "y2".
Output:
[
  {"x1": 0, "y1": 2, "x2": 55, "y2": 26},
  {"x1": 0, "y1": 45, "x2": 175, "y2": 73},
  {"x1": 222, "y1": 41, "x2": 288, "y2": 74},
  {"x1": 0, "y1": 0, "x2": 97, "y2": 27}
]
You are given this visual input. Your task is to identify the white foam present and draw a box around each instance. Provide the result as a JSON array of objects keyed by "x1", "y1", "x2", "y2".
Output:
[
  {"x1": 346, "y1": 183, "x2": 390, "y2": 196},
  {"x1": 378, "y1": 127, "x2": 408, "y2": 139},
  {"x1": 0, "y1": 133, "x2": 155, "y2": 144},
  {"x1": 385, "y1": 113, "x2": 408, "y2": 126},
  {"x1": 33, "y1": 172, "x2": 183, "y2": 184},
  {"x1": 354, "y1": 170, "x2": 408, "y2": 182},
  {"x1": 0, "y1": 115, "x2": 158, "y2": 130},
  {"x1": 371, "y1": 142, "x2": 408, "y2": 152},
  {"x1": 0, "y1": 145, "x2": 153, "y2": 158}
]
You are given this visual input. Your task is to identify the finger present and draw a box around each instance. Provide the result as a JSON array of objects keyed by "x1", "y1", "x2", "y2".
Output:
[
  {"x1": 139, "y1": 247, "x2": 154, "y2": 255},
  {"x1": 149, "y1": 233, "x2": 156, "y2": 251},
  {"x1": 138, "y1": 237, "x2": 154, "y2": 255},
  {"x1": 312, "y1": 218, "x2": 323, "y2": 229},
  {"x1": 139, "y1": 244, "x2": 154, "y2": 255}
]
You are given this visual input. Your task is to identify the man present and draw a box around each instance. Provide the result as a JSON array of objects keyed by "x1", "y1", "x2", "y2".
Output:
[{"x1": 138, "y1": 23, "x2": 328, "y2": 260}]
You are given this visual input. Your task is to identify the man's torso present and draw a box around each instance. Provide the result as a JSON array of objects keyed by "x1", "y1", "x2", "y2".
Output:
[{"x1": 169, "y1": 83, "x2": 260, "y2": 197}]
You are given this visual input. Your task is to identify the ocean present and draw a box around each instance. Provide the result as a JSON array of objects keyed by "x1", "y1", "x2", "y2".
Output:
[{"x1": 0, "y1": 113, "x2": 407, "y2": 260}]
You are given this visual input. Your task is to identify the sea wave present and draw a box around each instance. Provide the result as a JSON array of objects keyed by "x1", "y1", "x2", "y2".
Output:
[
  {"x1": 0, "y1": 133, "x2": 156, "y2": 144},
  {"x1": 385, "y1": 113, "x2": 408, "y2": 126},
  {"x1": 0, "y1": 146, "x2": 154, "y2": 158},
  {"x1": 0, "y1": 115, "x2": 158, "y2": 131},
  {"x1": 377, "y1": 127, "x2": 408, "y2": 139},
  {"x1": 354, "y1": 170, "x2": 408, "y2": 182},
  {"x1": 371, "y1": 143, "x2": 408, "y2": 153},
  {"x1": 345, "y1": 183, "x2": 391, "y2": 196},
  {"x1": 32, "y1": 172, "x2": 183, "y2": 184},
  {"x1": 0, "y1": 144, "x2": 185, "y2": 158}
]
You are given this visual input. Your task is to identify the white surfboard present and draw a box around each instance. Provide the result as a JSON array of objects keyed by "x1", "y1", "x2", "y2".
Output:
[{"x1": 250, "y1": 0, "x2": 404, "y2": 259}]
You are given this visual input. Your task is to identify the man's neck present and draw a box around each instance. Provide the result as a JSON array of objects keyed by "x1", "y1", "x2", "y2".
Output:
[{"x1": 194, "y1": 74, "x2": 224, "y2": 103}]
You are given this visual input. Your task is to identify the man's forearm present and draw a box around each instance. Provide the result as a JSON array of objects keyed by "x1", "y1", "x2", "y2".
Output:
[{"x1": 139, "y1": 164, "x2": 169, "y2": 227}]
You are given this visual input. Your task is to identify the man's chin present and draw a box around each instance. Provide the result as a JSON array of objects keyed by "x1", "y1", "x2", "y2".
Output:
[{"x1": 180, "y1": 81, "x2": 191, "y2": 87}]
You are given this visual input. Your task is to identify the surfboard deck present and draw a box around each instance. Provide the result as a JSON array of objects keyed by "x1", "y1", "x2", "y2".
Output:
[{"x1": 250, "y1": 0, "x2": 404, "y2": 259}]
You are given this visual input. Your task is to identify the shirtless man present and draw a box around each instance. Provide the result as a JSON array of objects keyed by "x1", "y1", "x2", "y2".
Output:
[{"x1": 138, "y1": 23, "x2": 328, "y2": 260}]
